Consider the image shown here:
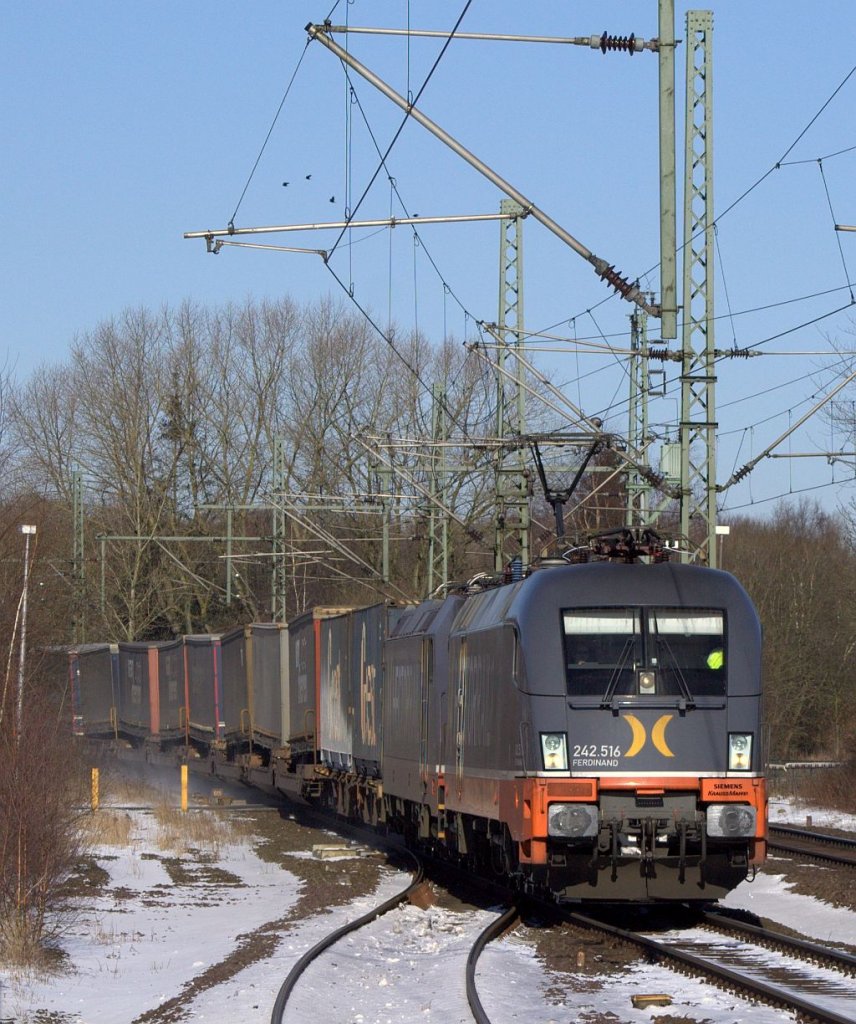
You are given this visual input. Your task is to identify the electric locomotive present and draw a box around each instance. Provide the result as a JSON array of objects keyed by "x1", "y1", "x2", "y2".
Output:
[{"x1": 383, "y1": 553, "x2": 766, "y2": 902}]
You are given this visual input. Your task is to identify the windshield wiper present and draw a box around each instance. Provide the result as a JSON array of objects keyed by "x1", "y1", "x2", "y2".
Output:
[
  {"x1": 599, "y1": 637, "x2": 636, "y2": 708},
  {"x1": 655, "y1": 636, "x2": 696, "y2": 708}
]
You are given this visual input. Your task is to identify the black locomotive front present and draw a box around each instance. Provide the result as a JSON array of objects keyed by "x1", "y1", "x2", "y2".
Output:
[{"x1": 440, "y1": 560, "x2": 766, "y2": 902}]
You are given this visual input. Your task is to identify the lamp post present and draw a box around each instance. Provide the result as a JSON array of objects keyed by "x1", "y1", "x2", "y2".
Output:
[
  {"x1": 16, "y1": 524, "x2": 37, "y2": 740},
  {"x1": 715, "y1": 523, "x2": 730, "y2": 570}
]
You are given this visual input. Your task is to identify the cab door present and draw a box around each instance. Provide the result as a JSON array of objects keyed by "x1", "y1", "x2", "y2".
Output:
[{"x1": 455, "y1": 638, "x2": 466, "y2": 797}]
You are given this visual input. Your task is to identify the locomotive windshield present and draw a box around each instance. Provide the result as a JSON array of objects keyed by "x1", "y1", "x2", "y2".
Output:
[{"x1": 563, "y1": 607, "x2": 726, "y2": 698}]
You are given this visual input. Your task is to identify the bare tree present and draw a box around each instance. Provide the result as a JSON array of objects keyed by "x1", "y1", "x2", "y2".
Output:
[{"x1": 728, "y1": 502, "x2": 856, "y2": 760}]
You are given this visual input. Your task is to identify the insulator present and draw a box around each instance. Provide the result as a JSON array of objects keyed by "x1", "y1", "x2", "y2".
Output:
[
  {"x1": 599, "y1": 31, "x2": 637, "y2": 55},
  {"x1": 597, "y1": 263, "x2": 637, "y2": 299},
  {"x1": 648, "y1": 347, "x2": 682, "y2": 362}
]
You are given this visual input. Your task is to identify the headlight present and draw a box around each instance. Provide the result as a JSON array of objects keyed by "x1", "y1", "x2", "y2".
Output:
[
  {"x1": 728, "y1": 733, "x2": 752, "y2": 771},
  {"x1": 706, "y1": 803, "x2": 756, "y2": 838},
  {"x1": 638, "y1": 669, "x2": 656, "y2": 694},
  {"x1": 540, "y1": 733, "x2": 568, "y2": 770},
  {"x1": 548, "y1": 803, "x2": 598, "y2": 838}
]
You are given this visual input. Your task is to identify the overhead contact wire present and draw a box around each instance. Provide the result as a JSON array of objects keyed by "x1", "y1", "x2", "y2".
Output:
[{"x1": 345, "y1": 81, "x2": 474, "y2": 324}]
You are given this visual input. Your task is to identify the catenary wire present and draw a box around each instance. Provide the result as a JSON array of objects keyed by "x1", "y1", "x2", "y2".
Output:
[
  {"x1": 344, "y1": 79, "x2": 477, "y2": 325},
  {"x1": 714, "y1": 223, "x2": 738, "y2": 348},
  {"x1": 533, "y1": 64, "x2": 856, "y2": 339},
  {"x1": 322, "y1": 38, "x2": 496, "y2": 419},
  {"x1": 778, "y1": 142, "x2": 856, "y2": 166},
  {"x1": 325, "y1": 0, "x2": 475, "y2": 263}
]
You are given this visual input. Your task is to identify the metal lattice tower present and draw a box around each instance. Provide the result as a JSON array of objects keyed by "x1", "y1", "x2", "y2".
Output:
[
  {"x1": 626, "y1": 311, "x2": 652, "y2": 528},
  {"x1": 72, "y1": 469, "x2": 85, "y2": 643},
  {"x1": 494, "y1": 199, "x2": 530, "y2": 572},
  {"x1": 659, "y1": 0, "x2": 678, "y2": 341},
  {"x1": 272, "y1": 438, "x2": 288, "y2": 621},
  {"x1": 679, "y1": 10, "x2": 717, "y2": 566},
  {"x1": 426, "y1": 384, "x2": 449, "y2": 594}
]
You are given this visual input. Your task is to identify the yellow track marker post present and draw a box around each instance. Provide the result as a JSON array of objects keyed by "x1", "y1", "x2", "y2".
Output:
[
  {"x1": 91, "y1": 767, "x2": 99, "y2": 811},
  {"x1": 181, "y1": 764, "x2": 188, "y2": 813}
]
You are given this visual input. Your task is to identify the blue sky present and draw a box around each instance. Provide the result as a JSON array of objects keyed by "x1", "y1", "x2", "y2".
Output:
[{"x1": 3, "y1": 1, "x2": 856, "y2": 518}]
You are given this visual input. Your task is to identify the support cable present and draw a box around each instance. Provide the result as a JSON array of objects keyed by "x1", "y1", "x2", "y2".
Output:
[
  {"x1": 718, "y1": 354, "x2": 854, "y2": 416},
  {"x1": 710, "y1": 62, "x2": 856, "y2": 231},
  {"x1": 323, "y1": 1, "x2": 475, "y2": 263},
  {"x1": 329, "y1": 70, "x2": 497, "y2": 413},
  {"x1": 818, "y1": 159, "x2": 855, "y2": 301},
  {"x1": 228, "y1": 42, "x2": 311, "y2": 228},
  {"x1": 713, "y1": 224, "x2": 738, "y2": 348},
  {"x1": 532, "y1": 65, "x2": 856, "y2": 340},
  {"x1": 344, "y1": 81, "x2": 476, "y2": 325},
  {"x1": 722, "y1": 475, "x2": 849, "y2": 512},
  {"x1": 778, "y1": 142, "x2": 856, "y2": 166},
  {"x1": 322, "y1": 260, "x2": 478, "y2": 444}
]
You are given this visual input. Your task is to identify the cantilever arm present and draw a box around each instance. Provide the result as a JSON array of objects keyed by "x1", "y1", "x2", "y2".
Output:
[{"x1": 305, "y1": 22, "x2": 660, "y2": 317}]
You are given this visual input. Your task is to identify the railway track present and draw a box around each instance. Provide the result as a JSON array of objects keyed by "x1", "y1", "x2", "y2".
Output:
[
  {"x1": 267, "y1": 848, "x2": 525, "y2": 1024},
  {"x1": 269, "y1": 848, "x2": 425, "y2": 1024},
  {"x1": 769, "y1": 824, "x2": 856, "y2": 867},
  {"x1": 702, "y1": 908, "x2": 856, "y2": 972},
  {"x1": 561, "y1": 908, "x2": 856, "y2": 1024},
  {"x1": 135, "y1": 751, "x2": 856, "y2": 1022}
]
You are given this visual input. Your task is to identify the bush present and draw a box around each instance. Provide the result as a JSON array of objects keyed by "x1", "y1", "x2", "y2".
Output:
[{"x1": 0, "y1": 686, "x2": 89, "y2": 966}]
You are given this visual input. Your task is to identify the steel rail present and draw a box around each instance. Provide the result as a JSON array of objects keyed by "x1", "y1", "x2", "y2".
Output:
[
  {"x1": 567, "y1": 910, "x2": 856, "y2": 1024},
  {"x1": 769, "y1": 824, "x2": 856, "y2": 850},
  {"x1": 269, "y1": 849, "x2": 424, "y2": 1024},
  {"x1": 702, "y1": 909, "x2": 856, "y2": 976},
  {"x1": 765, "y1": 827, "x2": 855, "y2": 868},
  {"x1": 465, "y1": 905, "x2": 521, "y2": 1024}
]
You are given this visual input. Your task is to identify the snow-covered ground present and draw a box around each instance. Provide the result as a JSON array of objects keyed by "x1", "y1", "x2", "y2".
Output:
[{"x1": 2, "y1": 792, "x2": 855, "y2": 1024}]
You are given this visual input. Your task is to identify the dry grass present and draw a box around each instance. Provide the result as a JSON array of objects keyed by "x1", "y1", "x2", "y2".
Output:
[
  {"x1": 83, "y1": 770, "x2": 246, "y2": 855},
  {"x1": 81, "y1": 810, "x2": 135, "y2": 847},
  {"x1": 98, "y1": 772, "x2": 164, "y2": 807},
  {"x1": 0, "y1": 917, "x2": 46, "y2": 970},
  {"x1": 799, "y1": 761, "x2": 856, "y2": 814},
  {"x1": 769, "y1": 759, "x2": 856, "y2": 814},
  {"x1": 151, "y1": 799, "x2": 241, "y2": 855}
]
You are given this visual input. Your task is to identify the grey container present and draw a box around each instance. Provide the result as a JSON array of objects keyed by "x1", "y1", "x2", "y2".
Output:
[
  {"x1": 248, "y1": 623, "x2": 287, "y2": 749},
  {"x1": 319, "y1": 612, "x2": 352, "y2": 770},
  {"x1": 117, "y1": 640, "x2": 184, "y2": 741},
  {"x1": 184, "y1": 634, "x2": 221, "y2": 744},
  {"x1": 351, "y1": 604, "x2": 405, "y2": 777},
  {"x1": 71, "y1": 643, "x2": 118, "y2": 736},
  {"x1": 220, "y1": 626, "x2": 250, "y2": 745}
]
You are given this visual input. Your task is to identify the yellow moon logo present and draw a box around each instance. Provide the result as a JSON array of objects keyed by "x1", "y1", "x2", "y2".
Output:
[
  {"x1": 622, "y1": 713, "x2": 675, "y2": 758},
  {"x1": 651, "y1": 714, "x2": 675, "y2": 757},
  {"x1": 623, "y1": 714, "x2": 646, "y2": 757}
]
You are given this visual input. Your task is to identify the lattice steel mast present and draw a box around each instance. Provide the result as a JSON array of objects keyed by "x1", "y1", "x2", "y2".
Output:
[
  {"x1": 494, "y1": 200, "x2": 530, "y2": 573},
  {"x1": 680, "y1": 10, "x2": 717, "y2": 565},
  {"x1": 427, "y1": 383, "x2": 450, "y2": 593}
]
